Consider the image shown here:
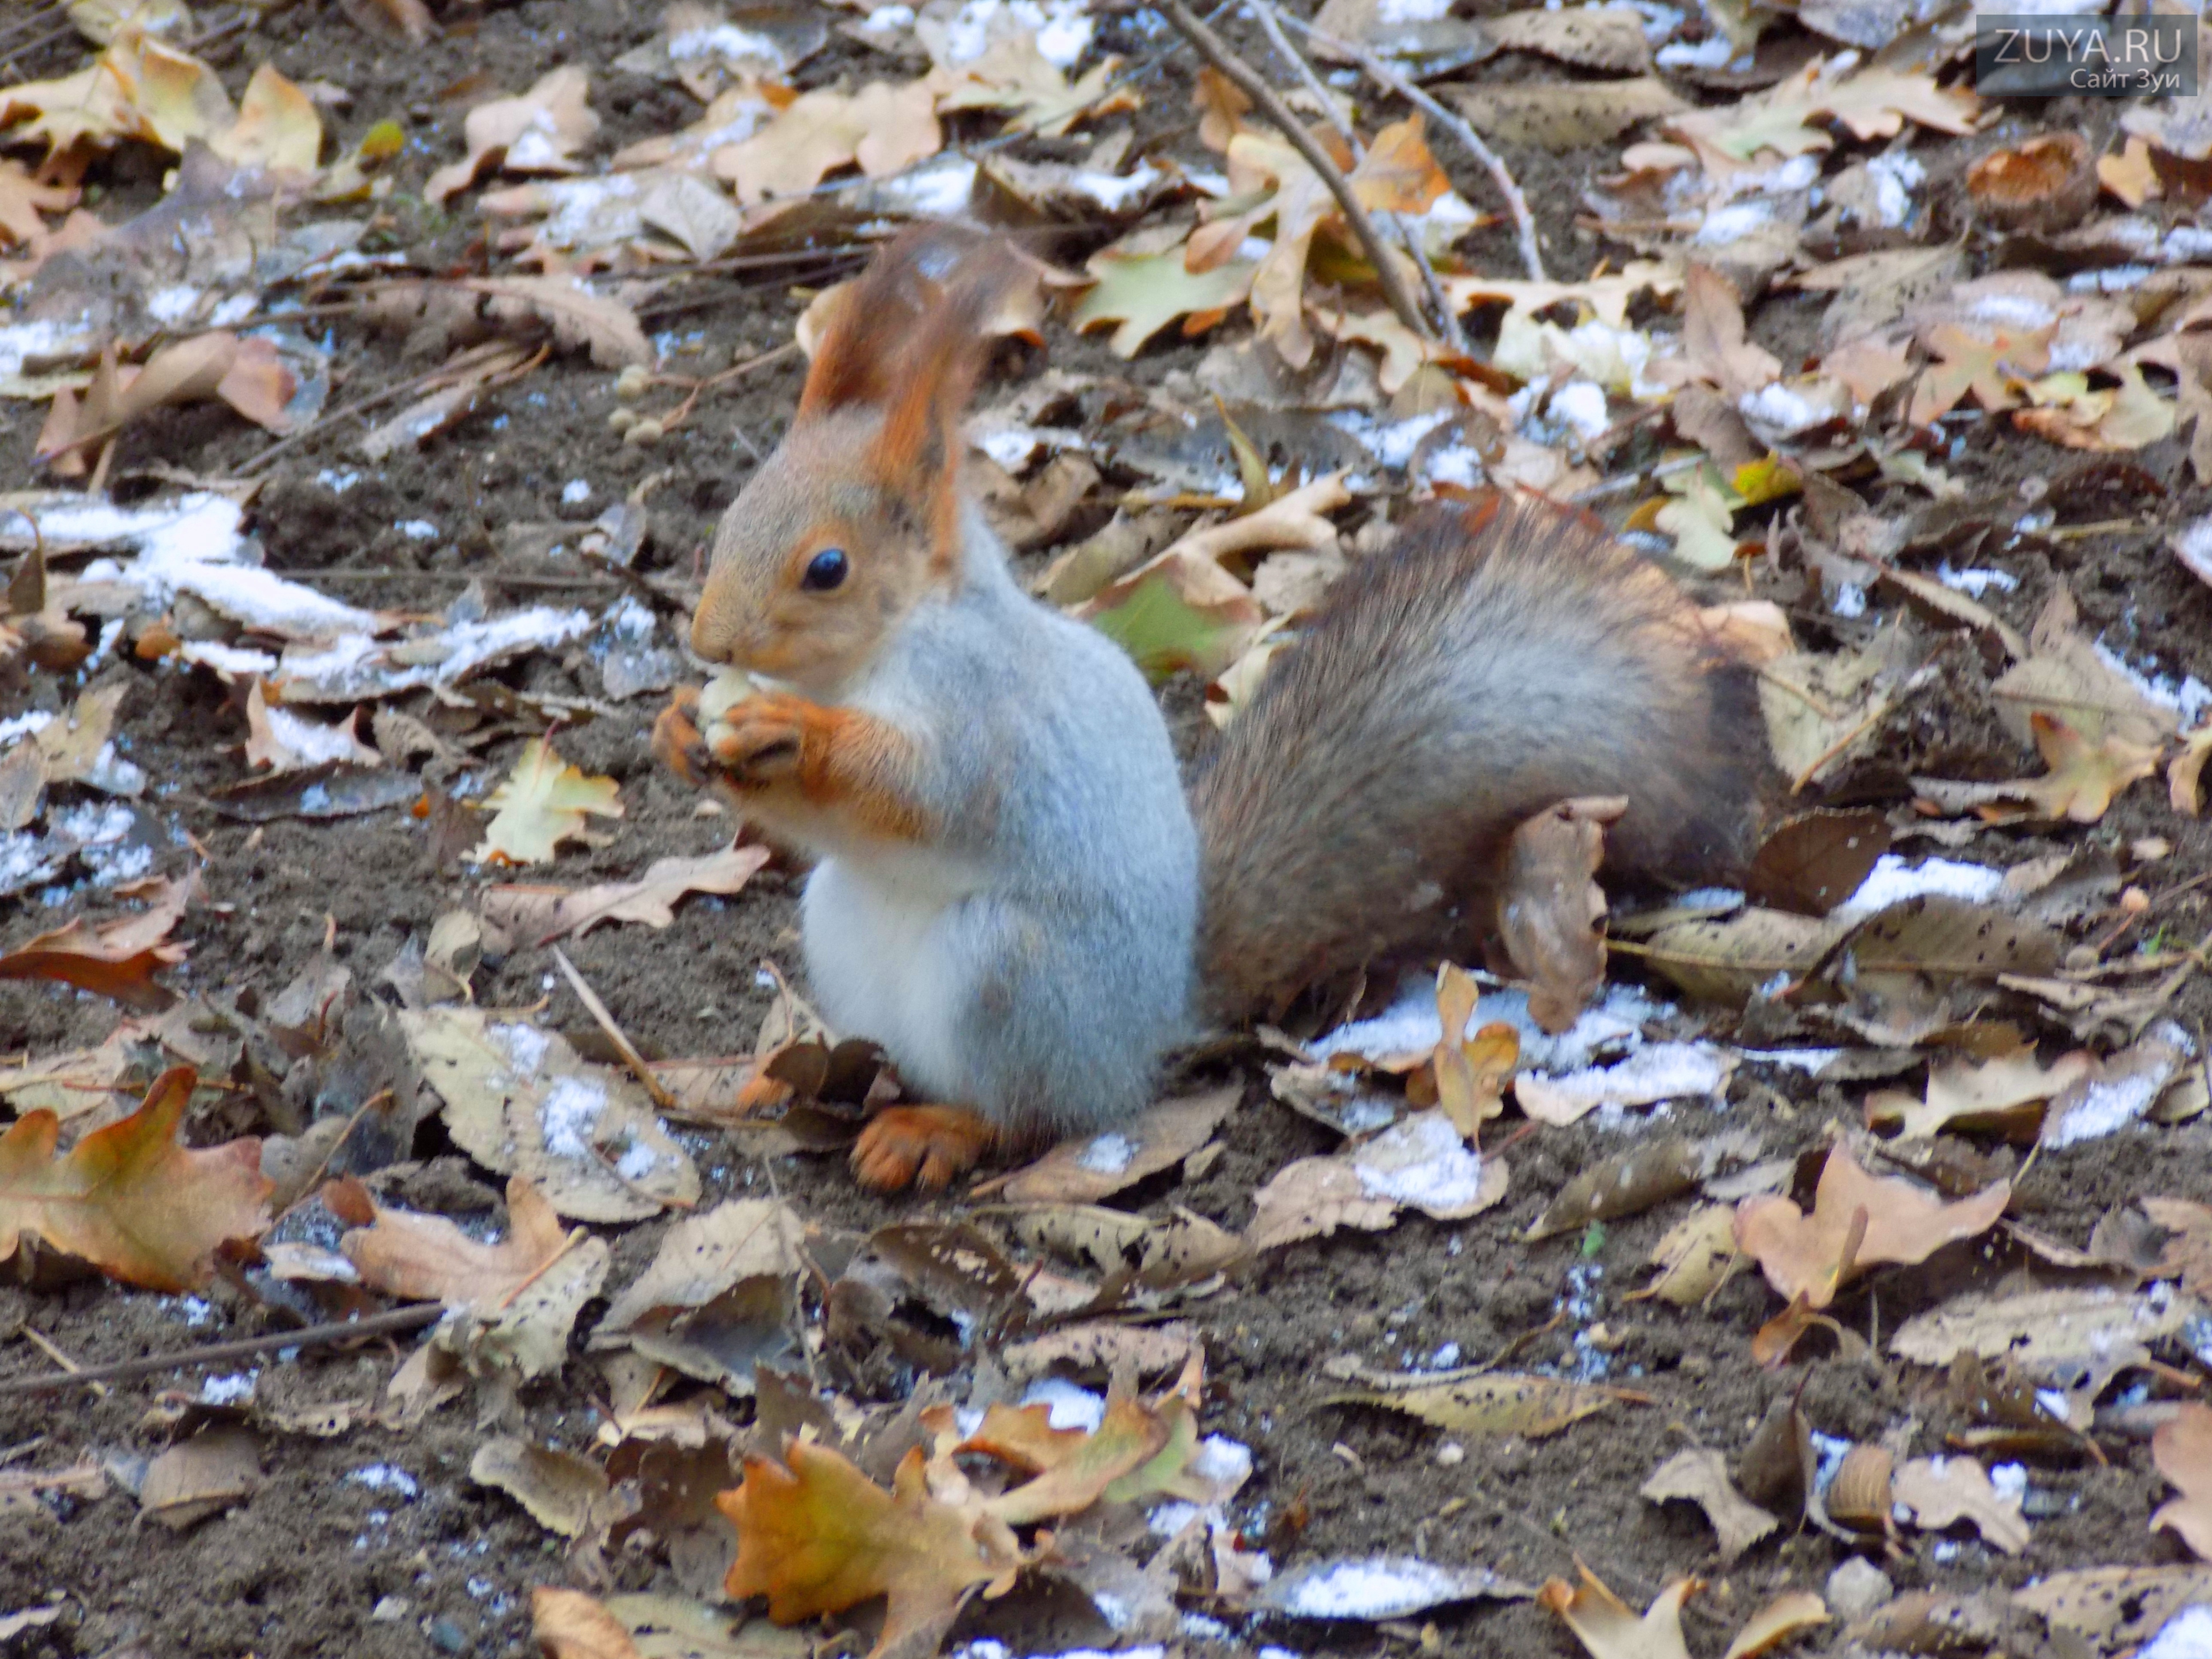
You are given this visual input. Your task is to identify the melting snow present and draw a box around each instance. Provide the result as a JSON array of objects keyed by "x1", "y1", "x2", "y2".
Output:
[{"x1": 1832, "y1": 854, "x2": 2005, "y2": 922}]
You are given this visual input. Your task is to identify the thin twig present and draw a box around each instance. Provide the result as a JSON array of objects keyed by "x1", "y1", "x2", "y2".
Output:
[
  {"x1": 553, "y1": 945, "x2": 678, "y2": 1112},
  {"x1": 0, "y1": 1304, "x2": 444, "y2": 1396},
  {"x1": 1243, "y1": 0, "x2": 1468, "y2": 353},
  {"x1": 1158, "y1": 0, "x2": 1435, "y2": 345},
  {"x1": 1279, "y1": 10, "x2": 1547, "y2": 283},
  {"x1": 19, "y1": 1329, "x2": 103, "y2": 1398}
]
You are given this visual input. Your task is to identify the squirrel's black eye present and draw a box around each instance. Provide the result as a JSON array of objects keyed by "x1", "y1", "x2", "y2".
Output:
[{"x1": 802, "y1": 548, "x2": 849, "y2": 592}]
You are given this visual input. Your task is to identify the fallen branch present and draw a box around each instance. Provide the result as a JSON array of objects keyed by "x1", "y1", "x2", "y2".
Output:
[
  {"x1": 0, "y1": 1303, "x2": 444, "y2": 1395},
  {"x1": 1242, "y1": 0, "x2": 1469, "y2": 353},
  {"x1": 1157, "y1": 0, "x2": 1436, "y2": 345},
  {"x1": 1281, "y1": 10, "x2": 1548, "y2": 283}
]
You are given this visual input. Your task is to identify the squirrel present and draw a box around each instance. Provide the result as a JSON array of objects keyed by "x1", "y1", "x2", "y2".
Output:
[{"x1": 653, "y1": 228, "x2": 1768, "y2": 1191}]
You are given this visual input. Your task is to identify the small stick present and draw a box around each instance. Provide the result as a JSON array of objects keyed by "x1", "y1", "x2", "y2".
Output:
[
  {"x1": 237, "y1": 343, "x2": 546, "y2": 479},
  {"x1": 552, "y1": 945, "x2": 677, "y2": 1112},
  {"x1": 1280, "y1": 10, "x2": 1548, "y2": 283},
  {"x1": 493, "y1": 1227, "x2": 590, "y2": 1311},
  {"x1": 19, "y1": 1329, "x2": 103, "y2": 1398},
  {"x1": 1243, "y1": 0, "x2": 1469, "y2": 353},
  {"x1": 0, "y1": 1304, "x2": 444, "y2": 1396},
  {"x1": 1157, "y1": 0, "x2": 1435, "y2": 345}
]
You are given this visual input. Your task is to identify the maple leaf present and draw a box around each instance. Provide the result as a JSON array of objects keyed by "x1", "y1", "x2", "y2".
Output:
[
  {"x1": 1540, "y1": 1564, "x2": 1700, "y2": 1659},
  {"x1": 720, "y1": 1443, "x2": 1024, "y2": 1658},
  {"x1": 426, "y1": 66, "x2": 600, "y2": 204},
  {"x1": 932, "y1": 35, "x2": 1137, "y2": 137},
  {"x1": 476, "y1": 737, "x2": 624, "y2": 864},
  {"x1": 2017, "y1": 711, "x2": 2164, "y2": 823},
  {"x1": 1734, "y1": 1144, "x2": 2010, "y2": 1311},
  {"x1": 0, "y1": 159, "x2": 76, "y2": 249},
  {"x1": 0, "y1": 874, "x2": 191, "y2": 1011},
  {"x1": 0, "y1": 1066, "x2": 271, "y2": 1291},
  {"x1": 341, "y1": 1174, "x2": 586, "y2": 1312},
  {"x1": 1908, "y1": 321, "x2": 2054, "y2": 425},
  {"x1": 960, "y1": 1396, "x2": 1171, "y2": 1525},
  {"x1": 1072, "y1": 243, "x2": 1256, "y2": 357},
  {"x1": 711, "y1": 79, "x2": 940, "y2": 205},
  {"x1": 1670, "y1": 56, "x2": 1977, "y2": 171}
]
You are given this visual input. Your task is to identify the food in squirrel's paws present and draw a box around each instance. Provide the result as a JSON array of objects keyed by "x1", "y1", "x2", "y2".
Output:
[{"x1": 657, "y1": 225, "x2": 1772, "y2": 1190}]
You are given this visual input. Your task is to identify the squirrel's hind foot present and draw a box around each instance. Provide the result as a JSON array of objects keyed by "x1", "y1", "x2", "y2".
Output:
[{"x1": 851, "y1": 1105, "x2": 997, "y2": 1191}]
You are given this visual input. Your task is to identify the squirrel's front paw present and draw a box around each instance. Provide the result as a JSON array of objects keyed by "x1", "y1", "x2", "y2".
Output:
[
  {"x1": 651, "y1": 688, "x2": 711, "y2": 785},
  {"x1": 703, "y1": 693, "x2": 810, "y2": 786}
]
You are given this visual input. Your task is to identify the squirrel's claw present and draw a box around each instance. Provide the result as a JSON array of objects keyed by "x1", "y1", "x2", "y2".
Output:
[
  {"x1": 705, "y1": 695, "x2": 807, "y2": 785},
  {"x1": 851, "y1": 1105, "x2": 996, "y2": 1191},
  {"x1": 651, "y1": 689, "x2": 712, "y2": 786}
]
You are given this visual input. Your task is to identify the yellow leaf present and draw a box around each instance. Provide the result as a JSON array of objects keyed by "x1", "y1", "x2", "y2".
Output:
[
  {"x1": 477, "y1": 737, "x2": 624, "y2": 864},
  {"x1": 0, "y1": 1066, "x2": 272, "y2": 1291},
  {"x1": 1073, "y1": 244, "x2": 1255, "y2": 357},
  {"x1": 210, "y1": 62, "x2": 321, "y2": 172},
  {"x1": 532, "y1": 1588, "x2": 644, "y2": 1659}
]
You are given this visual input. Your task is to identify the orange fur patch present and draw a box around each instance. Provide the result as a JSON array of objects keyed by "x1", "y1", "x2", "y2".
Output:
[{"x1": 850, "y1": 1104, "x2": 997, "y2": 1191}]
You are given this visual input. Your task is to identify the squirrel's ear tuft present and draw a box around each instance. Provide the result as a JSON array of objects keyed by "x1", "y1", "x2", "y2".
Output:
[{"x1": 797, "y1": 228, "x2": 1021, "y2": 537}]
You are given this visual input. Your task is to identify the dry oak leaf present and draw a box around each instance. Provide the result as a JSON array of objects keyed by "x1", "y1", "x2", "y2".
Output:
[
  {"x1": 426, "y1": 65, "x2": 599, "y2": 204},
  {"x1": 476, "y1": 736, "x2": 623, "y2": 864},
  {"x1": 479, "y1": 845, "x2": 770, "y2": 950},
  {"x1": 1734, "y1": 1144, "x2": 2009, "y2": 1310},
  {"x1": 0, "y1": 1066, "x2": 270, "y2": 1291},
  {"x1": 711, "y1": 79, "x2": 940, "y2": 205},
  {"x1": 207, "y1": 62, "x2": 322, "y2": 173},
  {"x1": 460, "y1": 276, "x2": 651, "y2": 369},
  {"x1": 532, "y1": 1586, "x2": 645, "y2": 1659},
  {"x1": 1497, "y1": 794, "x2": 1626, "y2": 1034},
  {"x1": 1072, "y1": 242, "x2": 1257, "y2": 358},
  {"x1": 37, "y1": 332, "x2": 295, "y2": 468},
  {"x1": 718, "y1": 1442, "x2": 1024, "y2": 1659},
  {"x1": 957, "y1": 1395, "x2": 1171, "y2": 1525},
  {"x1": 2153, "y1": 1403, "x2": 2212, "y2": 1562},
  {"x1": 1153, "y1": 471, "x2": 1352, "y2": 568},
  {"x1": 0, "y1": 873, "x2": 191, "y2": 1011},
  {"x1": 1668, "y1": 56, "x2": 1976, "y2": 173},
  {"x1": 1540, "y1": 1564, "x2": 1700, "y2": 1659}
]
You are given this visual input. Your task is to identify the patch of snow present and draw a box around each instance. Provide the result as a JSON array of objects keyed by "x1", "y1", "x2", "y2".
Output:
[
  {"x1": 1521, "y1": 1041, "x2": 1731, "y2": 1114},
  {"x1": 615, "y1": 1138, "x2": 661, "y2": 1181},
  {"x1": 200, "y1": 1372, "x2": 258, "y2": 1404},
  {"x1": 1936, "y1": 561, "x2": 2018, "y2": 596},
  {"x1": 1020, "y1": 1377, "x2": 1105, "y2": 1432},
  {"x1": 0, "y1": 711, "x2": 53, "y2": 746},
  {"x1": 863, "y1": 3, "x2": 915, "y2": 27},
  {"x1": 1354, "y1": 1112, "x2": 1484, "y2": 1209},
  {"x1": 1658, "y1": 33, "x2": 1737, "y2": 67},
  {"x1": 1971, "y1": 293, "x2": 2057, "y2": 330},
  {"x1": 2045, "y1": 1021, "x2": 2194, "y2": 1148},
  {"x1": 396, "y1": 519, "x2": 438, "y2": 541},
  {"x1": 1740, "y1": 382, "x2": 1829, "y2": 436},
  {"x1": 2093, "y1": 639, "x2": 2212, "y2": 729},
  {"x1": 1069, "y1": 164, "x2": 1162, "y2": 211},
  {"x1": 1075, "y1": 1131, "x2": 1136, "y2": 1174},
  {"x1": 1832, "y1": 853, "x2": 2005, "y2": 922},
  {"x1": 669, "y1": 21, "x2": 784, "y2": 61},
  {"x1": 1378, "y1": 0, "x2": 1454, "y2": 19},
  {"x1": 346, "y1": 1464, "x2": 420, "y2": 1498},
  {"x1": 1267, "y1": 1557, "x2": 1473, "y2": 1619},
  {"x1": 1550, "y1": 380, "x2": 1611, "y2": 441},
  {"x1": 2142, "y1": 1606, "x2": 2212, "y2": 1659},
  {"x1": 873, "y1": 157, "x2": 978, "y2": 216},
  {"x1": 1866, "y1": 152, "x2": 1924, "y2": 228},
  {"x1": 2067, "y1": 264, "x2": 2153, "y2": 295},
  {"x1": 489, "y1": 1022, "x2": 553, "y2": 1079},
  {"x1": 561, "y1": 478, "x2": 593, "y2": 507},
  {"x1": 541, "y1": 1075, "x2": 609, "y2": 1159}
]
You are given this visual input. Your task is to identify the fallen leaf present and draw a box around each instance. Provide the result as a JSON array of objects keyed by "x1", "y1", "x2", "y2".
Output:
[
  {"x1": 0, "y1": 874, "x2": 191, "y2": 1010},
  {"x1": 2172, "y1": 724, "x2": 2212, "y2": 815},
  {"x1": 718, "y1": 1444, "x2": 1023, "y2": 1658},
  {"x1": 590, "y1": 1197, "x2": 805, "y2": 1391},
  {"x1": 1081, "y1": 554, "x2": 1266, "y2": 682},
  {"x1": 480, "y1": 845, "x2": 770, "y2": 950},
  {"x1": 1628, "y1": 1203, "x2": 1743, "y2": 1306},
  {"x1": 1540, "y1": 1564, "x2": 1699, "y2": 1659},
  {"x1": 2042, "y1": 1021, "x2": 2196, "y2": 1149},
  {"x1": 426, "y1": 65, "x2": 599, "y2": 203},
  {"x1": 1744, "y1": 809, "x2": 1892, "y2": 918},
  {"x1": 1334, "y1": 1369, "x2": 1639, "y2": 1438},
  {"x1": 1866, "y1": 1045, "x2": 2093, "y2": 1141},
  {"x1": 997, "y1": 1085, "x2": 1238, "y2": 1203},
  {"x1": 401, "y1": 1007, "x2": 700, "y2": 1221},
  {"x1": 533, "y1": 1587, "x2": 646, "y2": 1659},
  {"x1": 209, "y1": 62, "x2": 322, "y2": 172},
  {"x1": 34, "y1": 681, "x2": 142, "y2": 794},
  {"x1": 476, "y1": 736, "x2": 624, "y2": 864},
  {"x1": 1071, "y1": 243, "x2": 1256, "y2": 357},
  {"x1": 1497, "y1": 795, "x2": 1625, "y2": 1033},
  {"x1": 37, "y1": 333, "x2": 296, "y2": 466},
  {"x1": 1734, "y1": 1145, "x2": 2009, "y2": 1310},
  {"x1": 958, "y1": 1395, "x2": 1170, "y2": 1525},
  {"x1": 1247, "y1": 1109, "x2": 1504, "y2": 1249},
  {"x1": 1516, "y1": 1042, "x2": 1734, "y2": 1129},
  {"x1": 472, "y1": 1438, "x2": 612, "y2": 1538},
  {"x1": 1528, "y1": 1136, "x2": 1725, "y2": 1240},
  {"x1": 0, "y1": 1066, "x2": 270, "y2": 1291},
  {"x1": 1890, "y1": 1284, "x2": 2193, "y2": 1427},
  {"x1": 139, "y1": 1425, "x2": 261, "y2": 1529},
  {"x1": 1893, "y1": 1455, "x2": 2030, "y2": 1555},
  {"x1": 340, "y1": 1176, "x2": 606, "y2": 1382},
  {"x1": 1642, "y1": 1447, "x2": 1778, "y2": 1565},
  {"x1": 1968, "y1": 134, "x2": 2094, "y2": 231},
  {"x1": 1448, "y1": 76, "x2": 1686, "y2": 149},
  {"x1": 242, "y1": 679, "x2": 378, "y2": 773},
  {"x1": 462, "y1": 276, "x2": 651, "y2": 369},
  {"x1": 1154, "y1": 471, "x2": 1352, "y2": 568},
  {"x1": 2154, "y1": 1404, "x2": 2212, "y2": 1562},
  {"x1": 1722, "y1": 1591, "x2": 1829, "y2": 1659},
  {"x1": 1255, "y1": 1556, "x2": 1535, "y2": 1619},
  {"x1": 711, "y1": 79, "x2": 939, "y2": 204},
  {"x1": 2015, "y1": 1565, "x2": 2212, "y2": 1648}
]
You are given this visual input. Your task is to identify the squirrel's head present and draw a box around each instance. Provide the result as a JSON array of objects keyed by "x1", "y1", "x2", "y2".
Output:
[{"x1": 690, "y1": 230, "x2": 1016, "y2": 697}]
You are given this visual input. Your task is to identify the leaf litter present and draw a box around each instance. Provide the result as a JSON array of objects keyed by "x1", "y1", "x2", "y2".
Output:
[{"x1": 6, "y1": 0, "x2": 2212, "y2": 1650}]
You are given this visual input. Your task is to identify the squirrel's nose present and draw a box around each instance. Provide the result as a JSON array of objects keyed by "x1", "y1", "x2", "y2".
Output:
[{"x1": 689, "y1": 596, "x2": 740, "y2": 665}]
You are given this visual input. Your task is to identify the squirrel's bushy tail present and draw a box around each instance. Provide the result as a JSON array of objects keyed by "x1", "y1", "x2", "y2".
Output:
[{"x1": 1192, "y1": 492, "x2": 1767, "y2": 1022}]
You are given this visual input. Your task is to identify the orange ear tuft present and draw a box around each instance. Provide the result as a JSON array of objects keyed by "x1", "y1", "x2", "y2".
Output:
[{"x1": 795, "y1": 228, "x2": 1021, "y2": 554}]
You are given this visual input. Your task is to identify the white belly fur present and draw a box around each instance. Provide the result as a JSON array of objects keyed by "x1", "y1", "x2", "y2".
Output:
[{"x1": 800, "y1": 855, "x2": 971, "y2": 1101}]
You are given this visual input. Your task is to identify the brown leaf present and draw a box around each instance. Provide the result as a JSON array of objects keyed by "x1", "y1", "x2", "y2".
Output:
[
  {"x1": 718, "y1": 1443, "x2": 1023, "y2": 1658},
  {"x1": 342, "y1": 1173, "x2": 587, "y2": 1310},
  {"x1": 480, "y1": 846, "x2": 770, "y2": 950},
  {"x1": 2153, "y1": 1403, "x2": 2212, "y2": 1562},
  {"x1": 958, "y1": 1394, "x2": 1172, "y2": 1524},
  {"x1": 1540, "y1": 1565, "x2": 1698, "y2": 1659},
  {"x1": 1641, "y1": 1447, "x2": 1778, "y2": 1565},
  {"x1": 1734, "y1": 1144, "x2": 2009, "y2": 1310},
  {"x1": 140, "y1": 1425, "x2": 262, "y2": 1529},
  {"x1": 0, "y1": 1066, "x2": 270, "y2": 1291},
  {"x1": 1892, "y1": 1455, "x2": 2030, "y2": 1554},
  {"x1": 0, "y1": 873, "x2": 192, "y2": 1011},
  {"x1": 711, "y1": 79, "x2": 940, "y2": 204},
  {"x1": 426, "y1": 66, "x2": 598, "y2": 203},
  {"x1": 471, "y1": 1438, "x2": 612, "y2": 1538},
  {"x1": 1247, "y1": 1110, "x2": 1504, "y2": 1249},
  {"x1": 1336, "y1": 1370, "x2": 1641, "y2": 1438},
  {"x1": 1722, "y1": 1591, "x2": 1829, "y2": 1659},
  {"x1": 532, "y1": 1587, "x2": 645, "y2": 1659},
  {"x1": 1968, "y1": 134, "x2": 2095, "y2": 231},
  {"x1": 997, "y1": 1085, "x2": 1238, "y2": 1203},
  {"x1": 1497, "y1": 794, "x2": 1626, "y2": 1033},
  {"x1": 462, "y1": 276, "x2": 650, "y2": 370},
  {"x1": 1744, "y1": 809, "x2": 1891, "y2": 918}
]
